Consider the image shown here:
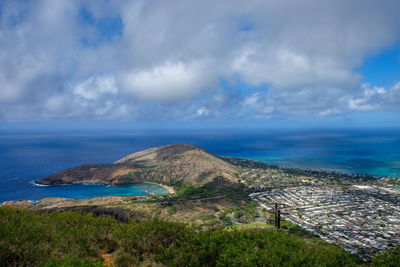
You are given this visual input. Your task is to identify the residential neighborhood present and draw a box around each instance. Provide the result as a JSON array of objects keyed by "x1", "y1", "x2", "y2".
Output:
[{"x1": 250, "y1": 185, "x2": 400, "y2": 260}]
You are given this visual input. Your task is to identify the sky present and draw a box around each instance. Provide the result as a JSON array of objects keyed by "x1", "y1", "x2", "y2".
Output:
[{"x1": 0, "y1": 0, "x2": 400, "y2": 129}]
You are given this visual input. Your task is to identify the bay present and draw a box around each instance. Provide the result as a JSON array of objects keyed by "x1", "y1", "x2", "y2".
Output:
[{"x1": 1, "y1": 128, "x2": 399, "y2": 202}]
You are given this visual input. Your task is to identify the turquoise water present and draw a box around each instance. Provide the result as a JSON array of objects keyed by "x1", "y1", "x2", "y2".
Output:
[
  {"x1": 1, "y1": 128, "x2": 399, "y2": 202},
  {"x1": 218, "y1": 129, "x2": 400, "y2": 178},
  {"x1": 33, "y1": 183, "x2": 168, "y2": 199},
  {"x1": 1, "y1": 183, "x2": 168, "y2": 203}
]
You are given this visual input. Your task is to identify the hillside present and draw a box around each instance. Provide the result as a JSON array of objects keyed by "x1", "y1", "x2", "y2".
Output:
[
  {"x1": 37, "y1": 144, "x2": 238, "y2": 187},
  {"x1": 1, "y1": 206, "x2": 369, "y2": 266}
]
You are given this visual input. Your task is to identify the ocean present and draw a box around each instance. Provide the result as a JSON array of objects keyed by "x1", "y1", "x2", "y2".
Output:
[{"x1": 1, "y1": 128, "x2": 399, "y2": 203}]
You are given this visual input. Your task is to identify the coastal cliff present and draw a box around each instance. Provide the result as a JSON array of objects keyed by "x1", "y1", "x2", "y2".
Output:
[{"x1": 37, "y1": 144, "x2": 238, "y2": 187}]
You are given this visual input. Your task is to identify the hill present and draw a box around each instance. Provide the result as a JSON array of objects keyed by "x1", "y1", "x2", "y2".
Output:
[
  {"x1": 1, "y1": 206, "x2": 368, "y2": 266},
  {"x1": 37, "y1": 144, "x2": 238, "y2": 188}
]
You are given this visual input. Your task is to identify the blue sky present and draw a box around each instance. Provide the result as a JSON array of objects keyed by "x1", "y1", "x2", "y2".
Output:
[
  {"x1": 0, "y1": 0, "x2": 400, "y2": 129},
  {"x1": 358, "y1": 44, "x2": 400, "y2": 87}
]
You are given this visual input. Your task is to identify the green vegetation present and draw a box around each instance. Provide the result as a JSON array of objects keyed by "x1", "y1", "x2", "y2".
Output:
[
  {"x1": 218, "y1": 202, "x2": 259, "y2": 225},
  {"x1": 173, "y1": 177, "x2": 247, "y2": 201},
  {"x1": 370, "y1": 249, "x2": 400, "y2": 267},
  {"x1": 167, "y1": 207, "x2": 177, "y2": 215},
  {"x1": 0, "y1": 207, "x2": 117, "y2": 266},
  {"x1": 175, "y1": 183, "x2": 217, "y2": 198},
  {"x1": 280, "y1": 220, "x2": 317, "y2": 238},
  {"x1": 0, "y1": 206, "x2": 367, "y2": 266}
]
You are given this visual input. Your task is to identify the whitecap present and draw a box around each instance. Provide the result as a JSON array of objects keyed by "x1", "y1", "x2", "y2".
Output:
[
  {"x1": 1, "y1": 199, "x2": 38, "y2": 205},
  {"x1": 30, "y1": 180, "x2": 50, "y2": 187}
]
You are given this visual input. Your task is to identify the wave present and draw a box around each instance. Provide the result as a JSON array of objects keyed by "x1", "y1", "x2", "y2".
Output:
[
  {"x1": 1, "y1": 199, "x2": 38, "y2": 205},
  {"x1": 30, "y1": 180, "x2": 50, "y2": 187},
  {"x1": 30, "y1": 181, "x2": 108, "y2": 187}
]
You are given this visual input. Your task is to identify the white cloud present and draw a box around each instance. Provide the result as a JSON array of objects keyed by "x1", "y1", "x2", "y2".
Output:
[
  {"x1": 120, "y1": 60, "x2": 216, "y2": 102},
  {"x1": 73, "y1": 75, "x2": 118, "y2": 100},
  {"x1": 349, "y1": 83, "x2": 400, "y2": 112},
  {"x1": 1, "y1": 0, "x2": 400, "y2": 121},
  {"x1": 196, "y1": 107, "x2": 209, "y2": 117}
]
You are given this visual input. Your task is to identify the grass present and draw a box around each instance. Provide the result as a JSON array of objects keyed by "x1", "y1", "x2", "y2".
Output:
[
  {"x1": 230, "y1": 221, "x2": 274, "y2": 230},
  {"x1": 0, "y1": 206, "x2": 376, "y2": 266}
]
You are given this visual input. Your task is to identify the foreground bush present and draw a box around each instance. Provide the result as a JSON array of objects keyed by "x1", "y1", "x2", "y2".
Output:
[
  {"x1": 371, "y1": 249, "x2": 400, "y2": 267},
  {"x1": 0, "y1": 206, "x2": 365, "y2": 266}
]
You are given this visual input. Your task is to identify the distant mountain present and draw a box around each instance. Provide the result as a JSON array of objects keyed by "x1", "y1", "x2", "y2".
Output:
[{"x1": 37, "y1": 144, "x2": 238, "y2": 187}]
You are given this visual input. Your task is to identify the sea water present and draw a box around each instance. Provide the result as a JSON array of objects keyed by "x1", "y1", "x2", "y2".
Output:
[{"x1": 1, "y1": 128, "x2": 399, "y2": 202}]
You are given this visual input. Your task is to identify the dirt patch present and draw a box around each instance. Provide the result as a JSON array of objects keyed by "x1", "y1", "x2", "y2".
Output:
[{"x1": 101, "y1": 252, "x2": 114, "y2": 266}]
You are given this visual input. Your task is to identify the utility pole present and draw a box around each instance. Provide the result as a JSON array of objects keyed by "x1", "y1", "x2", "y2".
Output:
[{"x1": 267, "y1": 203, "x2": 288, "y2": 229}]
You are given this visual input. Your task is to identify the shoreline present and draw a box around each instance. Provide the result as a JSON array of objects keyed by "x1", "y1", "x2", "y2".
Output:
[
  {"x1": 224, "y1": 157, "x2": 400, "y2": 180},
  {"x1": 1, "y1": 182, "x2": 175, "y2": 207},
  {"x1": 145, "y1": 182, "x2": 175, "y2": 194},
  {"x1": 1, "y1": 182, "x2": 175, "y2": 205},
  {"x1": 33, "y1": 180, "x2": 175, "y2": 194}
]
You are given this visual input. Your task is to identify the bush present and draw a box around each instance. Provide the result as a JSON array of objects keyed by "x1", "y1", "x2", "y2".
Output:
[
  {"x1": 0, "y1": 207, "x2": 117, "y2": 266},
  {"x1": 168, "y1": 207, "x2": 177, "y2": 215},
  {"x1": 113, "y1": 249, "x2": 139, "y2": 267},
  {"x1": 39, "y1": 256, "x2": 104, "y2": 267},
  {"x1": 371, "y1": 249, "x2": 400, "y2": 267},
  {"x1": 0, "y1": 206, "x2": 367, "y2": 266}
]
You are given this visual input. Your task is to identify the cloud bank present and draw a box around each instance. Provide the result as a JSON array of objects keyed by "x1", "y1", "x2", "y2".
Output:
[{"x1": 0, "y1": 0, "x2": 399, "y2": 121}]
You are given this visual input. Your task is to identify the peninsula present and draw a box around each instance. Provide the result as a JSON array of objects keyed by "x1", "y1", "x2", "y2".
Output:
[
  {"x1": 3, "y1": 144, "x2": 400, "y2": 265},
  {"x1": 36, "y1": 144, "x2": 238, "y2": 188}
]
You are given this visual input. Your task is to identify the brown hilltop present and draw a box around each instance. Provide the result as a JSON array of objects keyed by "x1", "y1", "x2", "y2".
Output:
[{"x1": 37, "y1": 144, "x2": 238, "y2": 187}]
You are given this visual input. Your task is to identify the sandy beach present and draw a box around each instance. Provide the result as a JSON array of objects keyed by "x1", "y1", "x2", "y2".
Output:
[{"x1": 146, "y1": 182, "x2": 176, "y2": 194}]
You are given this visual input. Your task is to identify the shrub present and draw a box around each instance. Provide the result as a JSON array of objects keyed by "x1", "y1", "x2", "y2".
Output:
[
  {"x1": 0, "y1": 206, "x2": 367, "y2": 266},
  {"x1": 371, "y1": 249, "x2": 400, "y2": 267},
  {"x1": 113, "y1": 249, "x2": 139, "y2": 267}
]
